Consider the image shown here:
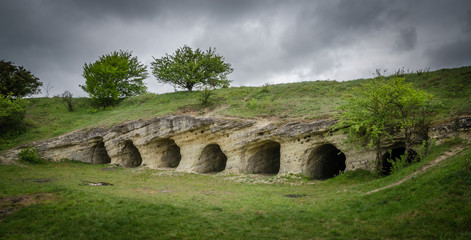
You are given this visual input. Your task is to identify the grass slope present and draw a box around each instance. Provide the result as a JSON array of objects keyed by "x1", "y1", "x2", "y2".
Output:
[
  {"x1": 0, "y1": 141, "x2": 469, "y2": 239},
  {"x1": 1, "y1": 66, "x2": 471, "y2": 151}
]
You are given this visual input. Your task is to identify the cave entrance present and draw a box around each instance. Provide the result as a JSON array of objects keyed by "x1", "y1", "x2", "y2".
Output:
[
  {"x1": 121, "y1": 140, "x2": 142, "y2": 168},
  {"x1": 92, "y1": 141, "x2": 111, "y2": 164},
  {"x1": 381, "y1": 146, "x2": 418, "y2": 175},
  {"x1": 195, "y1": 144, "x2": 227, "y2": 173},
  {"x1": 246, "y1": 141, "x2": 280, "y2": 174},
  {"x1": 157, "y1": 139, "x2": 181, "y2": 168},
  {"x1": 305, "y1": 144, "x2": 346, "y2": 180}
]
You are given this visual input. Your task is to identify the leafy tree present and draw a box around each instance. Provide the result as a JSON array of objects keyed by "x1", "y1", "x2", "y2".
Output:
[
  {"x1": 383, "y1": 76, "x2": 435, "y2": 155},
  {"x1": 0, "y1": 60, "x2": 42, "y2": 99},
  {"x1": 0, "y1": 94, "x2": 26, "y2": 133},
  {"x1": 80, "y1": 50, "x2": 148, "y2": 108},
  {"x1": 151, "y1": 45, "x2": 233, "y2": 92},
  {"x1": 336, "y1": 72, "x2": 436, "y2": 172}
]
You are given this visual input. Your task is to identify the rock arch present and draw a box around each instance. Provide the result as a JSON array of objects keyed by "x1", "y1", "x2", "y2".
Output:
[
  {"x1": 121, "y1": 140, "x2": 142, "y2": 168},
  {"x1": 246, "y1": 141, "x2": 280, "y2": 174},
  {"x1": 194, "y1": 144, "x2": 227, "y2": 173},
  {"x1": 91, "y1": 141, "x2": 111, "y2": 164},
  {"x1": 381, "y1": 144, "x2": 418, "y2": 175},
  {"x1": 304, "y1": 144, "x2": 346, "y2": 180}
]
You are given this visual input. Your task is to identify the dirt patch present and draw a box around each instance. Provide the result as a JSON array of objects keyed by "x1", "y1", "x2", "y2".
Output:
[
  {"x1": 366, "y1": 147, "x2": 463, "y2": 195},
  {"x1": 0, "y1": 193, "x2": 56, "y2": 220},
  {"x1": 284, "y1": 194, "x2": 307, "y2": 198},
  {"x1": 224, "y1": 173, "x2": 317, "y2": 186},
  {"x1": 79, "y1": 180, "x2": 114, "y2": 186}
]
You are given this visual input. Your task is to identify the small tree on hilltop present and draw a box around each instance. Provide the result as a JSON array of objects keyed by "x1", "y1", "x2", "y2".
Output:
[
  {"x1": 80, "y1": 50, "x2": 148, "y2": 108},
  {"x1": 151, "y1": 45, "x2": 233, "y2": 92},
  {"x1": 0, "y1": 60, "x2": 42, "y2": 99}
]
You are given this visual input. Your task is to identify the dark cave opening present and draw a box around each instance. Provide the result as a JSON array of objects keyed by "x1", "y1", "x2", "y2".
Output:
[
  {"x1": 246, "y1": 141, "x2": 281, "y2": 174},
  {"x1": 92, "y1": 141, "x2": 111, "y2": 164},
  {"x1": 158, "y1": 139, "x2": 182, "y2": 168},
  {"x1": 305, "y1": 144, "x2": 346, "y2": 180},
  {"x1": 196, "y1": 144, "x2": 227, "y2": 173},
  {"x1": 121, "y1": 140, "x2": 142, "y2": 168},
  {"x1": 381, "y1": 146, "x2": 418, "y2": 175}
]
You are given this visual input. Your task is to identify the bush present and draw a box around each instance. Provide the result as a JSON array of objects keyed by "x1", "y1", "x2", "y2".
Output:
[
  {"x1": 60, "y1": 91, "x2": 74, "y2": 112},
  {"x1": 0, "y1": 95, "x2": 26, "y2": 133},
  {"x1": 199, "y1": 87, "x2": 212, "y2": 106},
  {"x1": 18, "y1": 147, "x2": 43, "y2": 163}
]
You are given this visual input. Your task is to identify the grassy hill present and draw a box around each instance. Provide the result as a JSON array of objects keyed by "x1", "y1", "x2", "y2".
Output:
[
  {"x1": 0, "y1": 67, "x2": 470, "y2": 239},
  {"x1": 1, "y1": 66, "x2": 470, "y2": 151}
]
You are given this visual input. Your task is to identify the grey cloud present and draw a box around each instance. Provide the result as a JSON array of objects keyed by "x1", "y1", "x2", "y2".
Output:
[
  {"x1": 2, "y1": 0, "x2": 471, "y2": 96},
  {"x1": 426, "y1": 39, "x2": 471, "y2": 68},
  {"x1": 394, "y1": 26, "x2": 417, "y2": 52}
]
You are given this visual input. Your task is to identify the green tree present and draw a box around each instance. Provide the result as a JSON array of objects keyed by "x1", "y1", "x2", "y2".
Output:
[
  {"x1": 151, "y1": 45, "x2": 233, "y2": 92},
  {"x1": 0, "y1": 94, "x2": 26, "y2": 133},
  {"x1": 336, "y1": 72, "x2": 436, "y2": 172},
  {"x1": 81, "y1": 50, "x2": 148, "y2": 108},
  {"x1": 0, "y1": 60, "x2": 42, "y2": 99},
  {"x1": 383, "y1": 76, "x2": 435, "y2": 155}
]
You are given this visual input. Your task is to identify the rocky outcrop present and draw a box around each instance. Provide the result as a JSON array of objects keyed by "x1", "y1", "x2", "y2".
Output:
[{"x1": 4, "y1": 116, "x2": 471, "y2": 179}]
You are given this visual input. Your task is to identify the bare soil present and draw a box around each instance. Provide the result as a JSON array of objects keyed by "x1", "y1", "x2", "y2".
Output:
[{"x1": 0, "y1": 193, "x2": 57, "y2": 220}]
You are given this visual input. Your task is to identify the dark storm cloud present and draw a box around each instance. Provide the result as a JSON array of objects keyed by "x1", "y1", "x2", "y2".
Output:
[
  {"x1": 394, "y1": 27, "x2": 417, "y2": 52},
  {"x1": 1, "y1": 0, "x2": 471, "y2": 96}
]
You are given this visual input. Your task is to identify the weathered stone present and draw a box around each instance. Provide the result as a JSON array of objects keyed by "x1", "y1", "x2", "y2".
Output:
[{"x1": 2, "y1": 115, "x2": 470, "y2": 177}]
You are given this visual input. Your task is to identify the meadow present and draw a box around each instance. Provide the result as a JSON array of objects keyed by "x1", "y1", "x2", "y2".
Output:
[{"x1": 1, "y1": 66, "x2": 470, "y2": 239}]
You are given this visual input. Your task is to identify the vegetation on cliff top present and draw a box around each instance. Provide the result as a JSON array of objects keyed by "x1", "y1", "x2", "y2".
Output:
[{"x1": 1, "y1": 66, "x2": 470, "y2": 151}]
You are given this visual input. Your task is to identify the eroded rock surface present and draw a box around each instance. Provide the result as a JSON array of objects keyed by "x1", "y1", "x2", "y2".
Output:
[{"x1": 3, "y1": 116, "x2": 470, "y2": 177}]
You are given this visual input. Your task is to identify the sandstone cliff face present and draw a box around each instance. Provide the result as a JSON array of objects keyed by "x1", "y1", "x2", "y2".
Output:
[{"x1": 4, "y1": 116, "x2": 471, "y2": 179}]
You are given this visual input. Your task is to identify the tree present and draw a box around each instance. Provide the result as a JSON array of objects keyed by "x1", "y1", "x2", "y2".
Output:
[
  {"x1": 336, "y1": 72, "x2": 436, "y2": 173},
  {"x1": 0, "y1": 94, "x2": 26, "y2": 133},
  {"x1": 60, "y1": 91, "x2": 74, "y2": 112},
  {"x1": 80, "y1": 50, "x2": 148, "y2": 108},
  {"x1": 383, "y1": 76, "x2": 435, "y2": 156},
  {"x1": 151, "y1": 45, "x2": 233, "y2": 92},
  {"x1": 0, "y1": 60, "x2": 42, "y2": 99}
]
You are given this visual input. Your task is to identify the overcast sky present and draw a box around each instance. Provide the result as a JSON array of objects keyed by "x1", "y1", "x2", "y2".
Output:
[{"x1": 1, "y1": 0, "x2": 471, "y2": 97}]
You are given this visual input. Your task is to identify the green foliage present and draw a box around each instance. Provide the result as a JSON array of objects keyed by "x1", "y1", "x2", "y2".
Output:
[
  {"x1": 386, "y1": 151, "x2": 408, "y2": 174},
  {"x1": 199, "y1": 87, "x2": 212, "y2": 106},
  {"x1": 151, "y1": 45, "x2": 233, "y2": 91},
  {"x1": 0, "y1": 94, "x2": 26, "y2": 133},
  {"x1": 81, "y1": 50, "x2": 148, "y2": 108},
  {"x1": 18, "y1": 146, "x2": 43, "y2": 163},
  {"x1": 337, "y1": 72, "x2": 437, "y2": 172},
  {"x1": 0, "y1": 60, "x2": 42, "y2": 98}
]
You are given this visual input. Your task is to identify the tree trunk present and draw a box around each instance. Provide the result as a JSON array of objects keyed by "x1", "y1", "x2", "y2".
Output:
[{"x1": 375, "y1": 137, "x2": 383, "y2": 174}]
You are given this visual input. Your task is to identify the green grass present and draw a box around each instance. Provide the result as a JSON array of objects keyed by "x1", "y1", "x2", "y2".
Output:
[
  {"x1": 1, "y1": 66, "x2": 470, "y2": 151},
  {"x1": 1, "y1": 141, "x2": 470, "y2": 239}
]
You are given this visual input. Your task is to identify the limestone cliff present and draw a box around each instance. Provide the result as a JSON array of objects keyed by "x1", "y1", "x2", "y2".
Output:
[{"x1": 3, "y1": 115, "x2": 470, "y2": 179}]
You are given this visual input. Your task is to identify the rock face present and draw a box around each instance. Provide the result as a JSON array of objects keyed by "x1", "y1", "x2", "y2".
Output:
[{"x1": 4, "y1": 116, "x2": 471, "y2": 178}]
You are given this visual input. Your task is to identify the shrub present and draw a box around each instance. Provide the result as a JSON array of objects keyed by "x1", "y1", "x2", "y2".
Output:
[
  {"x1": 18, "y1": 147, "x2": 43, "y2": 163},
  {"x1": 0, "y1": 94, "x2": 26, "y2": 133},
  {"x1": 59, "y1": 91, "x2": 74, "y2": 112},
  {"x1": 387, "y1": 153, "x2": 409, "y2": 175},
  {"x1": 199, "y1": 87, "x2": 212, "y2": 106}
]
